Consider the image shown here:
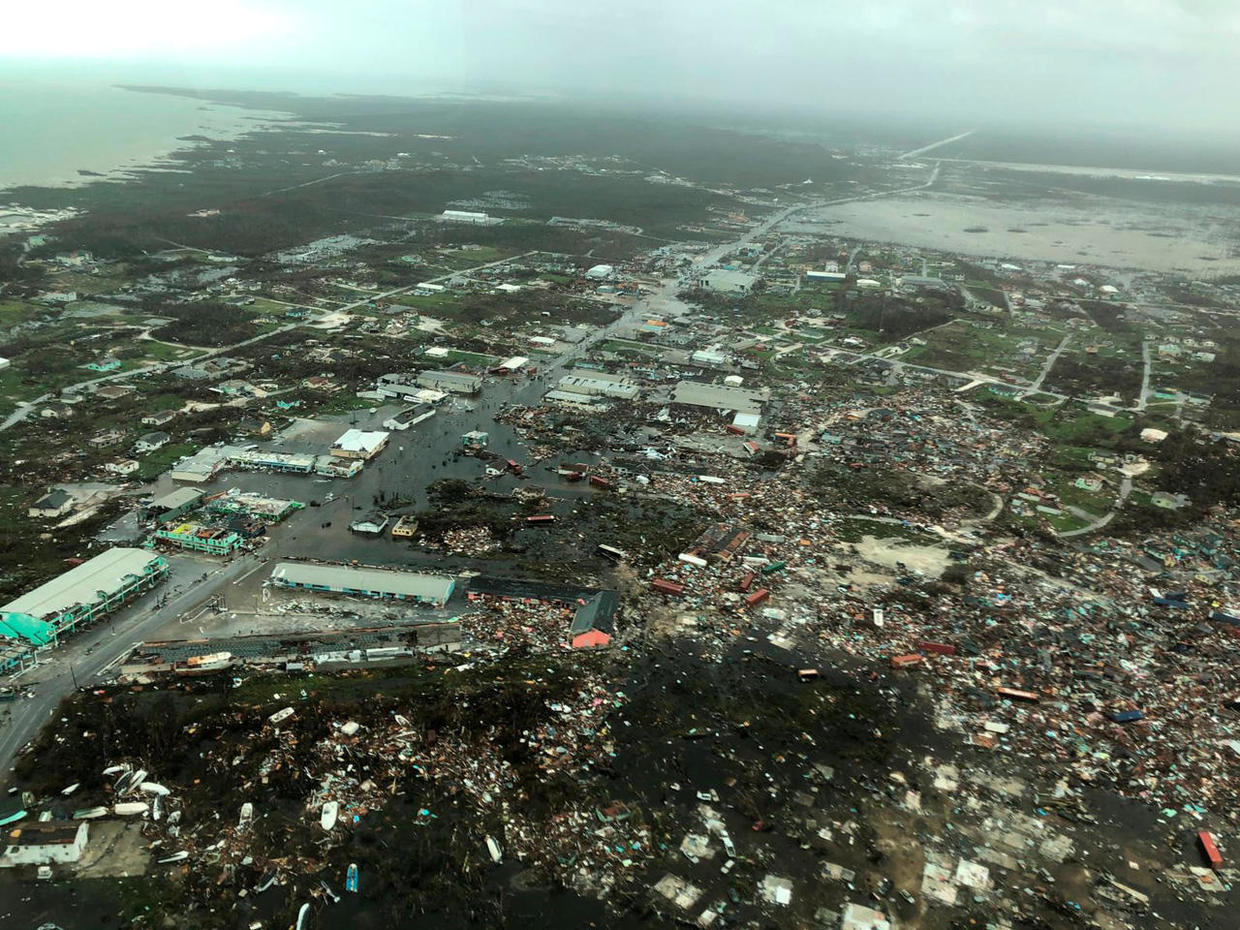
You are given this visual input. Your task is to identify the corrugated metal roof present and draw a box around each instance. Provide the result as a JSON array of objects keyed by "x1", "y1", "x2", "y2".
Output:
[
  {"x1": 148, "y1": 487, "x2": 203, "y2": 511},
  {"x1": 671, "y1": 381, "x2": 767, "y2": 415},
  {"x1": 271, "y1": 563, "x2": 454, "y2": 603},
  {"x1": 2, "y1": 548, "x2": 164, "y2": 622}
]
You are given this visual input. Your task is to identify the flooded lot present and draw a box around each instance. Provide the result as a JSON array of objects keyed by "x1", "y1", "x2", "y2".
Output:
[{"x1": 790, "y1": 190, "x2": 1240, "y2": 273}]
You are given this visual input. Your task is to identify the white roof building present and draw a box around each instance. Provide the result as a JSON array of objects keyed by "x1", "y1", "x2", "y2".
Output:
[
  {"x1": 703, "y1": 269, "x2": 758, "y2": 294},
  {"x1": 330, "y1": 429, "x2": 390, "y2": 460},
  {"x1": 556, "y1": 372, "x2": 639, "y2": 399},
  {"x1": 438, "y1": 210, "x2": 492, "y2": 225}
]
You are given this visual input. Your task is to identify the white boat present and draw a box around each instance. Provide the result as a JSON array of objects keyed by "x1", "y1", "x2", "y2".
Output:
[
  {"x1": 255, "y1": 872, "x2": 278, "y2": 893},
  {"x1": 269, "y1": 707, "x2": 295, "y2": 725},
  {"x1": 61, "y1": 783, "x2": 80, "y2": 796},
  {"x1": 486, "y1": 836, "x2": 502, "y2": 863},
  {"x1": 72, "y1": 806, "x2": 107, "y2": 820},
  {"x1": 117, "y1": 768, "x2": 149, "y2": 795},
  {"x1": 102, "y1": 764, "x2": 128, "y2": 777},
  {"x1": 140, "y1": 782, "x2": 170, "y2": 796},
  {"x1": 114, "y1": 801, "x2": 149, "y2": 816},
  {"x1": 157, "y1": 851, "x2": 189, "y2": 864},
  {"x1": 295, "y1": 903, "x2": 311, "y2": 930},
  {"x1": 239, "y1": 802, "x2": 253, "y2": 827},
  {"x1": 320, "y1": 801, "x2": 338, "y2": 831}
]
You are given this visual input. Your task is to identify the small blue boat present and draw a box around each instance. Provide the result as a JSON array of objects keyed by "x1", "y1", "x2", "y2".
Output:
[{"x1": 345, "y1": 863, "x2": 359, "y2": 893}]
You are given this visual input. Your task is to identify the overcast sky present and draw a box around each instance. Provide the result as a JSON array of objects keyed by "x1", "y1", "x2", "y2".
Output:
[{"x1": 4, "y1": 0, "x2": 1238, "y2": 131}]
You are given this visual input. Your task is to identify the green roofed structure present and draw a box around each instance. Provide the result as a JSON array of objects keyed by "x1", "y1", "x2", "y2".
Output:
[{"x1": 0, "y1": 549, "x2": 169, "y2": 666}]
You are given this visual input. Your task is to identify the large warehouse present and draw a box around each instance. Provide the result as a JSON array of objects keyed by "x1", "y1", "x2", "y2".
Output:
[
  {"x1": 270, "y1": 563, "x2": 455, "y2": 607},
  {"x1": 0, "y1": 548, "x2": 169, "y2": 659},
  {"x1": 670, "y1": 380, "x2": 768, "y2": 416},
  {"x1": 417, "y1": 370, "x2": 482, "y2": 395}
]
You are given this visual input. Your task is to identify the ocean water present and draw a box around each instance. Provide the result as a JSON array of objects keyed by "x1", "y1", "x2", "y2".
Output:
[{"x1": 0, "y1": 76, "x2": 278, "y2": 193}]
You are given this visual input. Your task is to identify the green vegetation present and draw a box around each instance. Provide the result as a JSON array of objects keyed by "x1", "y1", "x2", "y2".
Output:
[
  {"x1": 137, "y1": 442, "x2": 197, "y2": 481},
  {"x1": 149, "y1": 302, "x2": 259, "y2": 346},
  {"x1": 445, "y1": 349, "x2": 498, "y2": 367},
  {"x1": 977, "y1": 391, "x2": 1133, "y2": 444}
]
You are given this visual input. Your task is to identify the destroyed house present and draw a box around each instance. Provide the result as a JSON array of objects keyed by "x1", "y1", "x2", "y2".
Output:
[
  {"x1": 467, "y1": 576, "x2": 615, "y2": 614},
  {"x1": 685, "y1": 523, "x2": 752, "y2": 563},
  {"x1": 570, "y1": 591, "x2": 619, "y2": 649},
  {"x1": 1, "y1": 821, "x2": 89, "y2": 866}
]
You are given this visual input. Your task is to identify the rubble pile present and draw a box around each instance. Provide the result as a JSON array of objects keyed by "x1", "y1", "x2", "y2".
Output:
[
  {"x1": 458, "y1": 600, "x2": 575, "y2": 654},
  {"x1": 441, "y1": 524, "x2": 500, "y2": 555},
  {"x1": 71, "y1": 666, "x2": 652, "y2": 906}
]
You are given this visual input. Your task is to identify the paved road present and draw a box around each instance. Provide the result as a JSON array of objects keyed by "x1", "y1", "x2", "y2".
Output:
[
  {"x1": 0, "y1": 554, "x2": 262, "y2": 778},
  {"x1": 844, "y1": 349, "x2": 1069, "y2": 402},
  {"x1": 1059, "y1": 475, "x2": 1133, "y2": 538},
  {"x1": 1026, "y1": 334, "x2": 1071, "y2": 395},
  {"x1": 898, "y1": 130, "x2": 975, "y2": 160},
  {"x1": 1137, "y1": 339, "x2": 1153, "y2": 412},
  {"x1": 845, "y1": 245, "x2": 863, "y2": 275}
]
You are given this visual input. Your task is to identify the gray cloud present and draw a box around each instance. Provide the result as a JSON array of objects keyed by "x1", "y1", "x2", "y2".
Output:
[{"x1": 9, "y1": 0, "x2": 1240, "y2": 132}]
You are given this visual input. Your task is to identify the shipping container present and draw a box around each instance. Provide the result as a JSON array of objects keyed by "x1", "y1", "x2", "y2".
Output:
[
  {"x1": 744, "y1": 588, "x2": 770, "y2": 607},
  {"x1": 525, "y1": 514, "x2": 555, "y2": 524},
  {"x1": 918, "y1": 641, "x2": 957, "y2": 656},
  {"x1": 739, "y1": 571, "x2": 755, "y2": 592},
  {"x1": 597, "y1": 544, "x2": 627, "y2": 562},
  {"x1": 890, "y1": 654, "x2": 923, "y2": 670},
  {"x1": 761, "y1": 561, "x2": 787, "y2": 575},
  {"x1": 651, "y1": 578, "x2": 685, "y2": 596},
  {"x1": 588, "y1": 475, "x2": 613, "y2": 489},
  {"x1": 1199, "y1": 831, "x2": 1223, "y2": 869},
  {"x1": 1110, "y1": 709, "x2": 1145, "y2": 724},
  {"x1": 996, "y1": 687, "x2": 1040, "y2": 703}
]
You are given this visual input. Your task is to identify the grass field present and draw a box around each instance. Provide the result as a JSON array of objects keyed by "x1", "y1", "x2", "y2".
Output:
[
  {"x1": 137, "y1": 442, "x2": 197, "y2": 481},
  {"x1": 445, "y1": 349, "x2": 499, "y2": 367}
]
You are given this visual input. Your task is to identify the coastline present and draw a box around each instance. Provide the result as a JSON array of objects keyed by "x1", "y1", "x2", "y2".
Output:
[{"x1": 0, "y1": 85, "x2": 298, "y2": 219}]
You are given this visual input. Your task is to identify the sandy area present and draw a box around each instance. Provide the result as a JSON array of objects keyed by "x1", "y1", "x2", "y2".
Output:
[{"x1": 853, "y1": 534, "x2": 952, "y2": 578}]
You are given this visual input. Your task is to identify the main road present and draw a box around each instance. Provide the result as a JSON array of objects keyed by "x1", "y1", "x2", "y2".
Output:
[{"x1": 0, "y1": 553, "x2": 264, "y2": 778}]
